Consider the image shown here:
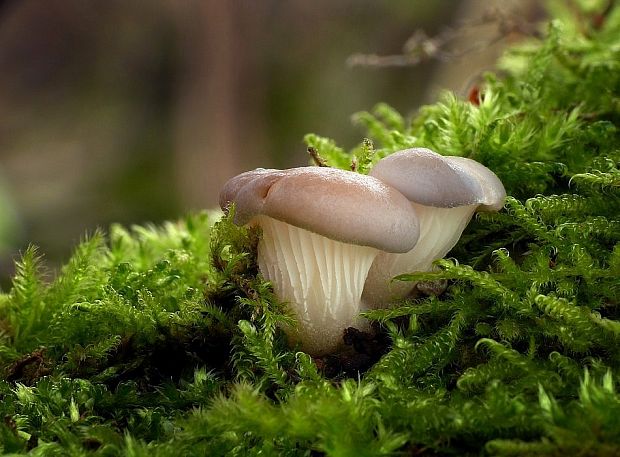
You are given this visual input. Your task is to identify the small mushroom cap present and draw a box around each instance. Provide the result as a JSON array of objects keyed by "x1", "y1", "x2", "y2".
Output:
[
  {"x1": 220, "y1": 166, "x2": 419, "y2": 253},
  {"x1": 369, "y1": 148, "x2": 506, "y2": 210},
  {"x1": 444, "y1": 156, "x2": 506, "y2": 211}
]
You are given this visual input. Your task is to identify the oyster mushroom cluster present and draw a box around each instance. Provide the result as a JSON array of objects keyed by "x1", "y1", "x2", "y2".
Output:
[{"x1": 219, "y1": 148, "x2": 506, "y2": 355}]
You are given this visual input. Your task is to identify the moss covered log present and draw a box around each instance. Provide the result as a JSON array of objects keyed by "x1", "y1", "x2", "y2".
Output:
[{"x1": 2, "y1": 2, "x2": 620, "y2": 456}]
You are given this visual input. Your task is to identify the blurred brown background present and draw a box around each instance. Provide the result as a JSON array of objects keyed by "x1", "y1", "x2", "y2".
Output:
[{"x1": 0, "y1": 0, "x2": 534, "y2": 275}]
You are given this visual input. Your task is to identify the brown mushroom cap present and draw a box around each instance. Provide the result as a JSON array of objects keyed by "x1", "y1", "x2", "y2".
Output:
[
  {"x1": 220, "y1": 166, "x2": 419, "y2": 253},
  {"x1": 369, "y1": 148, "x2": 506, "y2": 210}
]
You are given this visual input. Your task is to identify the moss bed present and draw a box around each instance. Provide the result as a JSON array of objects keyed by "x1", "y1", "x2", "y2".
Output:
[{"x1": 1, "y1": 3, "x2": 620, "y2": 456}]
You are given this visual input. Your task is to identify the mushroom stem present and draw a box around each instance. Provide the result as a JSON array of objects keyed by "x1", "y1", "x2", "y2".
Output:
[
  {"x1": 256, "y1": 215, "x2": 378, "y2": 355},
  {"x1": 362, "y1": 203, "x2": 476, "y2": 307}
]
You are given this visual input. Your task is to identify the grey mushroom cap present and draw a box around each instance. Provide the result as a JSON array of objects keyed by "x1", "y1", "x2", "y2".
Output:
[
  {"x1": 219, "y1": 166, "x2": 420, "y2": 253},
  {"x1": 369, "y1": 148, "x2": 506, "y2": 210},
  {"x1": 445, "y1": 156, "x2": 506, "y2": 211}
]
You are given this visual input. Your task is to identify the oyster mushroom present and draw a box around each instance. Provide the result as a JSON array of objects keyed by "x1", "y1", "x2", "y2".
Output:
[
  {"x1": 362, "y1": 148, "x2": 506, "y2": 306},
  {"x1": 220, "y1": 166, "x2": 419, "y2": 355}
]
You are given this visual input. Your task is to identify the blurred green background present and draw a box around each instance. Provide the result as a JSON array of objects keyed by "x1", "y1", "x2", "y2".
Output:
[{"x1": 0, "y1": 0, "x2": 537, "y2": 278}]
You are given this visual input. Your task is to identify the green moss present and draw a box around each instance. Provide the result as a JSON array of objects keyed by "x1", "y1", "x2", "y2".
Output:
[{"x1": 2, "y1": 2, "x2": 620, "y2": 455}]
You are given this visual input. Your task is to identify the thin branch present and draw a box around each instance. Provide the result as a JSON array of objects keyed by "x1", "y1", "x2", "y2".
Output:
[{"x1": 347, "y1": 5, "x2": 544, "y2": 68}]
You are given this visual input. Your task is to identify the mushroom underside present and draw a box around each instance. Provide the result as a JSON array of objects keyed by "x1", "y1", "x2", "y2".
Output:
[
  {"x1": 255, "y1": 215, "x2": 378, "y2": 355},
  {"x1": 362, "y1": 203, "x2": 477, "y2": 307}
]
